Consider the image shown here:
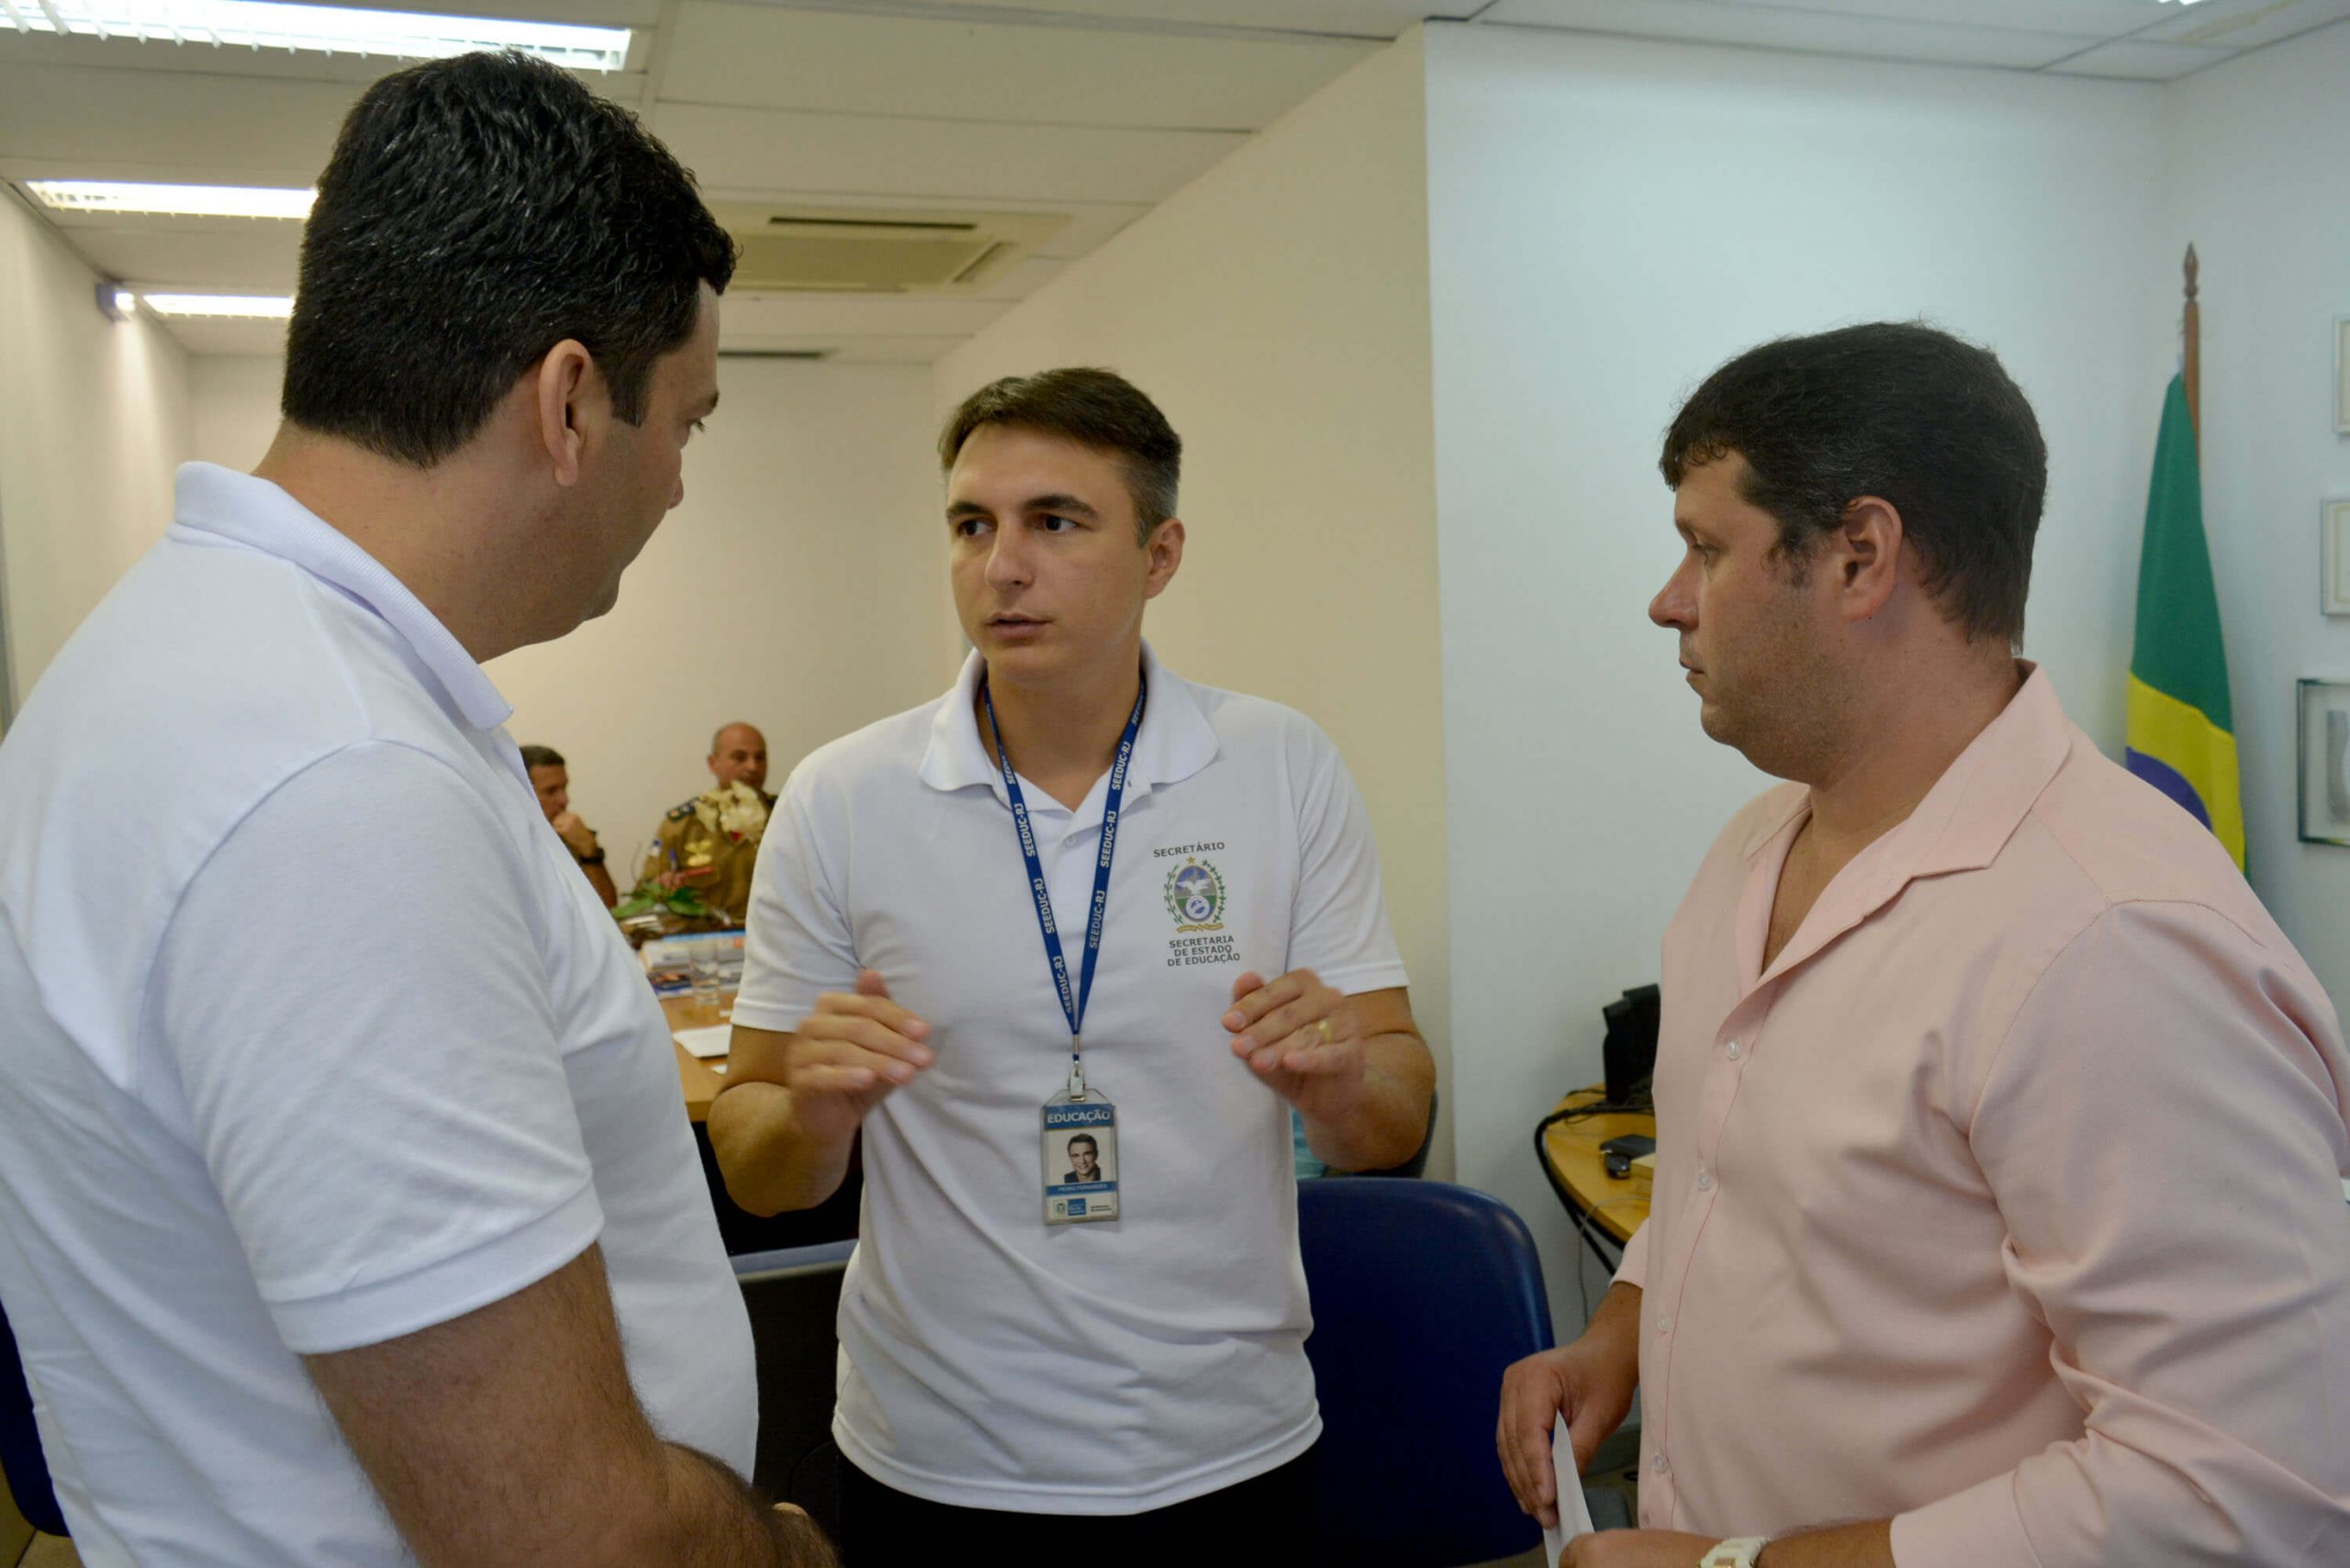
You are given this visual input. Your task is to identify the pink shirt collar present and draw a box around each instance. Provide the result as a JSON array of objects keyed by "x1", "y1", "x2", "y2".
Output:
[{"x1": 1739, "y1": 662, "x2": 2071, "y2": 992}]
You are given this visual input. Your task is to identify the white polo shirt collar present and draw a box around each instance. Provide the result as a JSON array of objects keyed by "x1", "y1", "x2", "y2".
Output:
[
  {"x1": 170, "y1": 462, "x2": 515, "y2": 737},
  {"x1": 916, "y1": 639, "x2": 1219, "y2": 810}
]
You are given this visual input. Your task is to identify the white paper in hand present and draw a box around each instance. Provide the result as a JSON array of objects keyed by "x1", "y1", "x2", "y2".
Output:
[{"x1": 1542, "y1": 1414, "x2": 1598, "y2": 1567}]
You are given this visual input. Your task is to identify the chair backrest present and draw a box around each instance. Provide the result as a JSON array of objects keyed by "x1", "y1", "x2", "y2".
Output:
[
  {"x1": 731, "y1": 1241, "x2": 853, "y2": 1541},
  {"x1": 0, "y1": 1294, "x2": 66, "y2": 1538},
  {"x1": 1298, "y1": 1179, "x2": 1553, "y2": 1568}
]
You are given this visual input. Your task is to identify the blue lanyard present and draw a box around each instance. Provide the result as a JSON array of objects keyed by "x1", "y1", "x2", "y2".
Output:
[{"x1": 981, "y1": 668, "x2": 1147, "y2": 1081}]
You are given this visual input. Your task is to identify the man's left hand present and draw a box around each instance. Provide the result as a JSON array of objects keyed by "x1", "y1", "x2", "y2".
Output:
[
  {"x1": 1562, "y1": 1530, "x2": 1722, "y2": 1567},
  {"x1": 1223, "y1": 969, "x2": 1365, "y2": 1114},
  {"x1": 549, "y1": 810, "x2": 598, "y2": 859}
]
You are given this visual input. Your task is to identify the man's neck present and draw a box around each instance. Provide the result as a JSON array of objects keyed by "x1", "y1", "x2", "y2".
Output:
[
  {"x1": 979, "y1": 647, "x2": 1144, "y2": 811},
  {"x1": 1801, "y1": 649, "x2": 2026, "y2": 857},
  {"x1": 252, "y1": 422, "x2": 546, "y2": 665}
]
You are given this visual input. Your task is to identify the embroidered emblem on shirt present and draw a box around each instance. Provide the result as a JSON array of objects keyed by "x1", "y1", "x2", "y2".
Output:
[{"x1": 1163, "y1": 858, "x2": 1226, "y2": 933}]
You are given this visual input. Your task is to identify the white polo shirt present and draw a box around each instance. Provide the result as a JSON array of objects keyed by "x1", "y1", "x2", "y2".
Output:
[
  {"x1": 734, "y1": 644, "x2": 1409, "y2": 1514},
  {"x1": 0, "y1": 464, "x2": 755, "y2": 1566}
]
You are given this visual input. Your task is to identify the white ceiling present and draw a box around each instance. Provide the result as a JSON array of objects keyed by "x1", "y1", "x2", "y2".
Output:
[{"x1": 6, "y1": 0, "x2": 2344, "y2": 358}]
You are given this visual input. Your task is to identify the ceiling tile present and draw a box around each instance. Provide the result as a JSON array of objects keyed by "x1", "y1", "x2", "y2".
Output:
[
  {"x1": 811, "y1": 1, "x2": 1480, "y2": 36},
  {"x1": 1483, "y1": 0, "x2": 2102, "y2": 69},
  {"x1": 2134, "y1": 0, "x2": 2350, "y2": 49},
  {"x1": 1685, "y1": 0, "x2": 2176, "y2": 40},
  {"x1": 649, "y1": 103, "x2": 1247, "y2": 205},
  {"x1": 324, "y1": 0, "x2": 667, "y2": 25},
  {"x1": 0, "y1": 62, "x2": 352, "y2": 184},
  {"x1": 659, "y1": 4, "x2": 1372, "y2": 129},
  {"x1": 154, "y1": 316, "x2": 288, "y2": 356},
  {"x1": 58, "y1": 222, "x2": 302, "y2": 292},
  {"x1": 2044, "y1": 36, "x2": 2242, "y2": 75}
]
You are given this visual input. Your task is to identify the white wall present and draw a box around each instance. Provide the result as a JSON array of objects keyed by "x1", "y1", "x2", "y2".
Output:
[
  {"x1": 935, "y1": 36, "x2": 1455, "y2": 1174},
  {"x1": 2165, "y1": 18, "x2": 2350, "y2": 1010},
  {"x1": 1422, "y1": 23, "x2": 2173, "y2": 1327},
  {"x1": 0, "y1": 187, "x2": 193, "y2": 720},
  {"x1": 187, "y1": 354, "x2": 957, "y2": 861}
]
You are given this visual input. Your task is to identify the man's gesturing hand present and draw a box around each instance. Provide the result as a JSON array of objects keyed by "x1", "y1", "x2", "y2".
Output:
[
  {"x1": 1222, "y1": 969, "x2": 1366, "y2": 1117},
  {"x1": 784, "y1": 970, "x2": 933, "y2": 1148}
]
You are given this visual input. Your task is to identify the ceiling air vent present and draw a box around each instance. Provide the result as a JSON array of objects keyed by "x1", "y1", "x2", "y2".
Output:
[
  {"x1": 710, "y1": 204, "x2": 1065, "y2": 296},
  {"x1": 719, "y1": 348, "x2": 834, "y2": 361}
]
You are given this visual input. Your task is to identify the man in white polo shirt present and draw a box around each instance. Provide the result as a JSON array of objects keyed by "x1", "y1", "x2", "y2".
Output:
[
  {"x1": 710, "y1": 366, "x2": 1436, "y2": 1559},
  {"x1": 0, "y1": 53, "x2": 825, "y2": 1567}
]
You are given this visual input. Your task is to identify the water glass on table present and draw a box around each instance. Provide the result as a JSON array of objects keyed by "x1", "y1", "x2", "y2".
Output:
[{"x1": 688, "y1": 939, "x2": 727, "y2": 1023}]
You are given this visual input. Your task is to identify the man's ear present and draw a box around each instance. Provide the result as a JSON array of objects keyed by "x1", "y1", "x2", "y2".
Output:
[
  {"x1": 1143, "y1": 517, "x2": 1185, "y2": 601},
  {"x1": 1832, "y1": 496, "x2": 1905, "y2": 624},
  {"x1": 534, "y1": 340, "x2": 596, "y2": 488}
]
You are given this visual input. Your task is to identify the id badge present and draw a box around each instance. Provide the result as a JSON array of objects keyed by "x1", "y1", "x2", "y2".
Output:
[{"x1": 1042, "y1": 1087, "x2": 1120, "y2": 1226}]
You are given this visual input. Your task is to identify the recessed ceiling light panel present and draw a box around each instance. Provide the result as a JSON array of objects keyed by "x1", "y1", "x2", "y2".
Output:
[
  {"x1": 0, "y1": 0, "x2": 632, "y2": 72},
  {"x1": 28, "y1": 180, "x2": 317, "y2": 219},
  {"x1": 140, "y1": 292, "x2": 295, "y2": 318}
]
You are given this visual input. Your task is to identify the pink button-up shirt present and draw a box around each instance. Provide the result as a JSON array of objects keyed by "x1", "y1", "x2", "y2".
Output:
[{"x1": 1616, "y1": 667, "x2": 2350, "y2": 1564}]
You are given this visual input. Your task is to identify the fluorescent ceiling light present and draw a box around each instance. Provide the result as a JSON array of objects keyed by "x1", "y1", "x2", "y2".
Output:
[
  {"x1": 28, "y1": 181, "x2": 316, "y2": 219},
  {"x1": 0, "y1": 0, "x2": 632, "y2": 71},
  {"x1": 140, "y1": 293, "x2": 294, "y2": 319}
]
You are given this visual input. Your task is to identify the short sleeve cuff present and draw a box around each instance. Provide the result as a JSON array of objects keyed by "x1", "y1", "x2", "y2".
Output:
[
  {"x1": 1613, "y1": 1219, "x2": 1650, "y2": 1291},
  {"x1": 726, "y1": 991, "x2": 811, "y2": 1034},
  {"x1": 1889, "y1": 1469, "x2": 2039, "y2": 1568},
  {"x1": 264, "y1": 1182, "x2": 604, "y2": 1355},
  {"x1": 1324, "y1": 961, "x2": 1411, "y2": 997}
]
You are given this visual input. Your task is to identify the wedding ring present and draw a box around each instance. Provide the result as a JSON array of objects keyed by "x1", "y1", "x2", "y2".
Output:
[{"x1": 1316, "y1": 1016, "x2": 1334, "y2": 1045}]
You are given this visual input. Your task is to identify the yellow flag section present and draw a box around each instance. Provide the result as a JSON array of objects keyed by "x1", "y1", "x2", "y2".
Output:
[{"x1": 2125, "y1": 673, "x2": 2245, "y2": 869}]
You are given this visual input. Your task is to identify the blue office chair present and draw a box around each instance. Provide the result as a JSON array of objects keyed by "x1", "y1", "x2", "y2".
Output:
[
  {"x1": 732, "y1": 1240, "x2": 854, "y2": 1542},
  {"x1": 1298, "y1": 1179, "x2": 1553, "y2": 1567},
  {"x1": 0, "y1": 1294, "x2": 66, "y2": 1539}
]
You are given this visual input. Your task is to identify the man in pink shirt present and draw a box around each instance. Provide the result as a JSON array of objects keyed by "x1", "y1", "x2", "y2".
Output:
[{"x1": 1499, "y1": 322, "x2": 2350, "y2": 1568}]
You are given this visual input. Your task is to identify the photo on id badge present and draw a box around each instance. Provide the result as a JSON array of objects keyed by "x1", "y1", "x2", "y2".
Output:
[{"x1": 1043, "y1": 1097, "x2": 1119, "y2": 1225}]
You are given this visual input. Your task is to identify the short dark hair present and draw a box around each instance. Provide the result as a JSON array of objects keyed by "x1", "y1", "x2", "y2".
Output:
[
  {"x1": 939, "y1": 368, "x2": 1181, "y2": 542},
  {"x1": 1067, "y1": 1134, "x2": 1099, "y2": 1155},
  {"x1": 1659, "y1": 322, "x2": 2047, "y2": 647},
  {"x1": 519, "y1": 745, "x2": 565, "y2": 771},
  {"x1": 284, "y1": 50, "x2": 737, "y2": 467}
]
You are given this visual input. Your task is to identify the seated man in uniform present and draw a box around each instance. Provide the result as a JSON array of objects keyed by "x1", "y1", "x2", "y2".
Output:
[
  {"x1": 643, "y1": 722, "x2": 773, "y2": 923},
  {"x1": 522, "y1": 743, "x2": 618, "y2": 907}
]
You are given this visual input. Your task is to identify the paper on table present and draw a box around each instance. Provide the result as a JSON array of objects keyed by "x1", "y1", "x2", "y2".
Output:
[
  {"x1": 1542, "y1": 1414, "x2": 1598, "y2": 1566},
  {"x1": 674, "y1": 1024, "x2": 732, "y2": 1059}
]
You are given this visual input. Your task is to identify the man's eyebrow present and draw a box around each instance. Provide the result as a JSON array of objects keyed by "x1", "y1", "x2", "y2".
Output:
[
  {"x1": 1026, "y1": 494, "x2": 1099, "y2": 520},
  {"x1": 946, "y1": 499, "x2": 991, "y2": 519}
]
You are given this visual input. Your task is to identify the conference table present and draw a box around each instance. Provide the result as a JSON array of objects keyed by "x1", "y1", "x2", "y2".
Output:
[{"x1": 1536, "y1": 1085, "x2": 1656, "y2": 1267}]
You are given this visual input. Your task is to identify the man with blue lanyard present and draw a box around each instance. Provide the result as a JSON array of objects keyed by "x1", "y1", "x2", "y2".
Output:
[{"x1": 711, "y1": 367, "x2": 1435, "y2": 1559}]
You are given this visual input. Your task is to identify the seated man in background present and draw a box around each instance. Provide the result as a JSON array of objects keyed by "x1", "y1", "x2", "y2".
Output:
[
  {"x1": 1499, "y1": 323, "x2": 2350, "y2": 1568},
  {"x1": 523, "y1": 743, "x2": 618, "y2": 907},
  {"x1": 0, "y1": 50, "x2": 827, "y2": 1567},
  {"x1": 643, "y1": 721, "x2": 773, "y2": 923},
  {"x1": 710, "y1": 367, "x2": 1436, "y2": 1560}
]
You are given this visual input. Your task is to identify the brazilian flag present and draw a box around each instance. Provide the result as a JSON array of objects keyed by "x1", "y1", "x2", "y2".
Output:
[{"x1": 2125, "y1": 374, "x2": 2244, "y2": 869}]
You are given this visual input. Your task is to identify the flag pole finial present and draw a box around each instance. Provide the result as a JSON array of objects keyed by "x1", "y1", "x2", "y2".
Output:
[{"x1": 2182, "y1": 244, "x2": 2200, "y2": 436}]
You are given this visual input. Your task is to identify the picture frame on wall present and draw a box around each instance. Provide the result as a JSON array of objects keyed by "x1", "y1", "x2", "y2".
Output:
[
  {"x1": 2326, "y1": 500, "x2": 2350, "y2": 616},
  {"x1": 2300, "y1": 678, "x2": 2350, "y2": 848}
]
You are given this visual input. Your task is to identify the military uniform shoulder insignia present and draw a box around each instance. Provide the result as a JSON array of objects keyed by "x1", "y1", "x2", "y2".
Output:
[{"x1": 665, "y1": 801, "x2": 696, "y2": 822}]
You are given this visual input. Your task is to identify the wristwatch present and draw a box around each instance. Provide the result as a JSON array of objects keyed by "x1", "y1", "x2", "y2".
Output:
[
  {"x1": 576, "y1": 846, "x2": 606, "y2": 867},
  {"x1": 1700, "y1": 1540, "x2": 1770, "y2": 1568}
]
